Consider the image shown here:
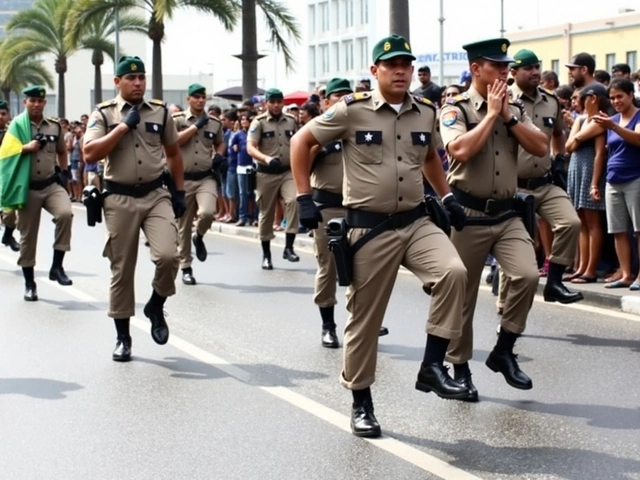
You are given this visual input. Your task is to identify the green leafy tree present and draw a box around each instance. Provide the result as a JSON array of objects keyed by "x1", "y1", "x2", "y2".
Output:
[{"x1": 0, "y1": 49, "x2": 54, "y2": 113}]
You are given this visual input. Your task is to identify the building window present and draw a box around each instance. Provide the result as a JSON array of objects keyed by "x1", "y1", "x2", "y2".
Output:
[
  {"x1": 308, "y1": 5, "x2": 316, "y2": 36},
  {"x1": 358, "y1": 37, "x2": 368, "y2": 69},
  {"x1": 332, "y1": 42, "x2": 340, "y2": 72},
  {"x1": 551, "y1": 59, "x2": 559, "y2": 75},
  {"x1": 320, "y1": 44, "x2": 329, "y2": 74},
  {"x1": 627, "y1": 51, "x2": 637, "y2": 71},
  {"x1": 359, "y1": 0, "x2": 368, "y2": 24},
  {"x1": 345, "y1": 0, "x2": 354, "y2": 28},
  {"x1": 320, "y1": 1, "x2": 329, "y2": 32},
  {"x1": 606, "y1": 53, "x2": 616, "y2": 72},
  {"x1": 309, "y1": 46, "x2": 316, "y2": 78},
  {"x1": 331, "y1": 0, "x2": 339, "y2": 30},
  {"x1": 343, "y1": 40, "x2": 354, "y2": 70}
]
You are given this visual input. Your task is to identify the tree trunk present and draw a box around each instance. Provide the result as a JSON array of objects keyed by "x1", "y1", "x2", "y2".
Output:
[
  {"x1": 241, "y1": 0, "x2": 259, "y2": 100},
  {"x1": 57, "y1": 71, "x2": 65, "y2": 118},
  {"x1": 148, "y1": 16, "x2": 165, "y2": 99},
  {"x1": 94, "y1": 62, "x2": 103, "y2": 105},
  {"x1": 389, "y1": 0, "x2": 410, "y2": 42},
  {"x1": 14, "y1": 91, "x2": 21, "y2": 113},
  {"x1": 1, "y1": 87, "x2": 10, "y2": 102}
]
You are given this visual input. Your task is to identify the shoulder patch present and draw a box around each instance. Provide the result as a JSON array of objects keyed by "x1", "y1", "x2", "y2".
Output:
[
  {"x1": 344, "y1": 91, "x2": 371, "y2": 105},
  {"x1": 149, "y1": 99, "x2": 166, "y2": 107},
  {"x1": 172, "y1": 112, "x2": 185, "y2": 118},
  {"x1": 412, "y1": 95, "x2": 436, "y2": 110},
  {"x1": 508, "y1": 97, "x2": 525, "y2": 113},
  {"x1": 446, "y1": 93, "x2": 469, "y2": 105},
  {"x1": 539, "y1": 86, "x2": 556, "y2": 97},
  {"x1": 97, "y1": 99, "x2": 117, "y2": 110},
  {"x1": 255, "y1": 112, "x2": 268, "y2": 120},
  {"x1": 47, "y1": 116, "x2": 60, "y2": 124}
]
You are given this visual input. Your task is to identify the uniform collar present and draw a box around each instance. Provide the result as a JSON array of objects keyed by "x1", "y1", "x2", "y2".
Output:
[
  {"x1": 185, "y1": 108, "x2": 199, "y2": 120},
  {"x1": 116, "y1": 94, "x2": 152, "y2": 112},
  {"x1": 266, "y1": 110, "x2": 286, "y2": 122},
  {"x1": 467, "y1": 86, "x2": 487, "y2": 111},
  {"x1": 510, "y1": 83, "x2": 543, "y2": 104},
  {"x1": 371, "y1": 88, "x2": 420, "y2": 114},
  {"x1": 29, "y1": 116, "x2": 49, "y2": 127}
]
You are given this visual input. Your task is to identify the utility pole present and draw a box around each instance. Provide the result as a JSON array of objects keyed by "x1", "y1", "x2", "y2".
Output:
[
  {"x1": 438, "y1": 0, "x2": 445, "y2": 85},
  {"x1": 389, "y1": 0, "x2": 410, "y2": 42},
  {"x1": 500, "y1": 0, "x2": 505, "y2": 37}
]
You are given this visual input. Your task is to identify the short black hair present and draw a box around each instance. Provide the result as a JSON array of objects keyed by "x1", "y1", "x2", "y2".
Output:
[
  {"x1": 612, "y1": 63, "x2": 631, "y2": 75},
  {"x1": 594, "y1": 69, "x2": 611, "y2": 85},
  {"x1": 555, "y1": 84, "x2": 574, "y2": 101},
  {"x1": 222, "y1": 108, "x2": 238, "y2": 122},
  {"x1": 418, "y1": 66, "x2": 431, "y2": 74},
  {"x1": 300, "y1": 102, "x2": 320, "y2": 118},
  {"x1": 541, "y1": 70, "x2": 559, "y2": 88},
  {"x1": 207, "y1": 105, "x2": 222, "y2": 116}
]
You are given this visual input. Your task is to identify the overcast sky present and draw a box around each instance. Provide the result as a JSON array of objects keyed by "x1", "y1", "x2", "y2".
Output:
[{"x1": 152, "y1": 0, "x2": 636, "y2": 92}]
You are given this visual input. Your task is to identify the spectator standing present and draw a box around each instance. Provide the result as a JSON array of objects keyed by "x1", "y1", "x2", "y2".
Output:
[
  {"x1": 412, "y1": 65, "x2": 441, "y2": 104},
  {"x1": 233, "y1": 113, "x2": 257, "y2": 226}
]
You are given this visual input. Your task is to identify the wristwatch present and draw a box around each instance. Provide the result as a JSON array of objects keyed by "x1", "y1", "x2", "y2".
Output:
[{"x1": 504, "y1": 115, "x2": 519, "y2": 128}]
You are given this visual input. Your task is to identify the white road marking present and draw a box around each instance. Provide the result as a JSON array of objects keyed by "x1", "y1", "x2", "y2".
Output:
[{"x1": 0, "y1": 251, "x2": 481, "y2": 480}]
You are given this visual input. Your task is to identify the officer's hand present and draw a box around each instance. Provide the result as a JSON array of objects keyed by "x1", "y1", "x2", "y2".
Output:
[
  {"x1": 211, "y1": 153, "x2": 225, "y2": 170},
  {"x1": 443, "y1": 195, "x2": 466, "y2": 231},
  {"x1": 24, "y1": 139, "x2": 41, "y2": 153},
  {"x1": 487, "y1": 79, "x2": 506, "y2": 118},
  {"x1": 297, "y1": 194, "x2": 323, "y2": 230},
  {"x1": 194, "y1": 114, "x2": 209, "y2": 130},
  {"x1": 122, "y1": 105, "x2": 140, "y2": 129},
  {"x1": 268, "y1": 157, "x2": 281, "y2": 168},
  {"x1": 172, "y1": 190, "x2": 187, "y2": 219}
]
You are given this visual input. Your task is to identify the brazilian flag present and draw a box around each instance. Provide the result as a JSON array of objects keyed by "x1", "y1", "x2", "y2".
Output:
[{"x1": 0, "y1": 111, "x2": 31, "y2": 210}]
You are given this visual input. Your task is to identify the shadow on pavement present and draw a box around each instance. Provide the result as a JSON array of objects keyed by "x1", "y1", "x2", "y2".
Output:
[
  {"x1": 0, "y1": 378, "x2": 83, "y2": 399},
  {"x1": 135, "y1": 356, "x2": 329, "y2": 387},
  {"x1": 39, "y1": 298, "x2": 102, "y2": 311},
  {"x1": 482, "y1": 396, "x2": 640, "y2": 430},
  {"x1": 388, "y1": 434, "x2": 640, "y2": 480},
  {"x1": 377, "y1": 344, "x2": 533, "y2": 364},
  {"x1": 203, "y1": 283, "x2": 315, "y2": 295},
  {"x1": 526, "y1": 333, "x2": 640, "y2": 353}
]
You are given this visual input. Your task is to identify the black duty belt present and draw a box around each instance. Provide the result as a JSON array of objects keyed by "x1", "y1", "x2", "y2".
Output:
[
  {"x1": 29, "y1": 176, "x2": 57, "y2": 191},
  {"x1": 451, "y1": 187, "x2": 517, "y2": 216},
  {"x1": 184, "y1": 170, "x2": 212, "y2": 181},
  {"x1": 255, "y1": 163, "x2": 290, "y2": 175},
  {"x1": 518, "y1": 174, "x2": 551, "y2": 191},
  {"x1": 346, "y1": 204, "x2": 426, "y2": 256},
  {"x1": 312, "y1": 188, "x2": 343, "y2": 209},
  {"x1": 103, "y1": 177, "x2": 164, "y2": 198}
]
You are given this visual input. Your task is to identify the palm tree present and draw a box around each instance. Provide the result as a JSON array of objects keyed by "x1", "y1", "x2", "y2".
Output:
[
  {"x1": 389, "y1": 0, "x2": 410, "y2": 42},
  {"x1": 2, "y1": 0, "x2": 116, "y2": 117},
  {"x1": 0, "y1": 48, "x2": 54, "y2": 113},
  {"x1": 239, "y1": 0, "x2": 301, "y2": 100},
  {"x1": 66, "y1": 11, "x2": 147, "y2": 105},
  {"x1": 68, "y1": 0, "x2": 238, "y2": 99}
]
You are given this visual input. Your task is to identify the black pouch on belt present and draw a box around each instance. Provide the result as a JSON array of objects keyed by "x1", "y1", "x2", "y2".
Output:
[
  {"x1": 247, "y1": 166, "x2": 257, "y2": 191},
  {"x1": 326, "y1": 217, "x2": 352, "y2": 286},
  {"x1": 82, "y1": 185, "x2": 103, "y2": 227},
  {"x1": 551, "y1": 154, "x2": 568, "y2": 191},
  {"x1": 425, "y1": 195, "x2": 451, "y2": 237},
  {"x1": 515, "y1": 192, "x2": 536, "y2": 239}
]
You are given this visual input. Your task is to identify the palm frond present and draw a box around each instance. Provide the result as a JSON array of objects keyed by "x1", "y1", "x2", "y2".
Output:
[
  {"x1": 176, "y1": 0, "x2": 238, "y2": 30},
  {"x1": 256, "y1": 0, "x2": 302, "y2": 72},
  {"x1": 81, "y1": 36, "x2": 117, "y2": 61}
]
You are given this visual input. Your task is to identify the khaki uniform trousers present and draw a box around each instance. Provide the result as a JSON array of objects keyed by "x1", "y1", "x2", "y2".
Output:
[
  {"x1": 2, "y1": 210, "x2": 17, "y2": 229},
  {"x1": 256, "y1": 171, "x2": 299, "y2": 241},
  {"x1": 178, "y1": 177, "x2": 217, "y2": 269},
  {"x1": 497, "y1": 184, "x2": 580, "y2": 308},
  {"x1": 340, "y1": 216, "x2": 467, "y2": 391},
  {"x1": 102, "y1": 188, "x2": 179, "y2": 319},
  {"x1": 446, "y1": 215, "x2": 539, "y2": 365},
  {"x1": 313, "y1": 207, "x2": 344, "y2": 308},
  {"x1": 17, "y1": 183, "x2": 73, "y2": 268}
]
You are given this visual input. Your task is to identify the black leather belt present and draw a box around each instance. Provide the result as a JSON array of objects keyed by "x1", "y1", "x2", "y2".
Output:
[
  {"x1": 29, "y1": 176, "x2": 56, "y2": 191},
  {"x1": 184, "y1": 170, "x2": 212, "y2": 181},
  {"x1": 255, "y1": 163, "x2": 290, "y2": 175},
  {"x1": 312, "y1": 188, "x2": 343, "y2": 209},
  {"x1": 346, "y1": 203, "x2": 426, "y2": 229},
  {"x1": 103, "y1": 177, "x2": 163, "y2": 198},
  {"x1": 451, "y1": 187, "x2": 517, "y2": 216},
  {"x1": 518, "y1": 174, "x2": 551, "y2": 191}
]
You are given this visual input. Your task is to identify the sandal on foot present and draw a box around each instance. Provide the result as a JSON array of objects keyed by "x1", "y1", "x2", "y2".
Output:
[
  {"x1": 571, "y1": 275, "x2": 597, "y2": 284},
  {"x1": 605, "y1": 280, "x2": 632, "y2": 289},
  {"x1": 630, "y1": 282, "x2": 640, "y2": 291}
]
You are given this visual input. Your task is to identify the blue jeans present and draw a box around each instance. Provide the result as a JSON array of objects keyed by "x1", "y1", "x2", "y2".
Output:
[
  {"x1": 238, "y1": 172, "x2": 255, "y2": 222},
  {"x1": 226, "y1": 170, "x2": 238, "y2": 199}
]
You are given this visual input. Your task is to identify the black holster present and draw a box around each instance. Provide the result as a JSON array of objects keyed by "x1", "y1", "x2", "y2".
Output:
[
  {"x1": 161, "y1": 170, "x2": 182, "y2": 216},
  {"x1": 551, "y1": 154, "x2": 567, "y2": 191},
  {"x1": 82, "y1": 185, "x2": 102, "y2": 227},
  {"x1": 425, "y1": 195, "x2": 451, "y2": 237},
  {"x1": 247, "y1": 166, "x2": 257, "y2": 191},
  {"x1": 326, "y1": 217, "x2": 352, "y2": 286},
  {"x1": 515, "y1": 192, "x2": 536, "y2": 239}
]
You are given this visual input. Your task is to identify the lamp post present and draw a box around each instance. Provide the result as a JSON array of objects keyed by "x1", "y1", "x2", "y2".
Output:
[
  {"x1": 438, "y1": 0, "x2": 445, "y2": 85},
  {"x1": 500, "y1": 0, "x2": 505, "y2": 37},
  {"x1": 114, "y1": 8, "x2": 120, "y2": 95}
]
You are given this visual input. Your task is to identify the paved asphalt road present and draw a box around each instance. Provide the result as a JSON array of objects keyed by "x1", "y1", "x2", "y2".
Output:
[{"x1": 1, "y1": 206, "x2": 639, "y2": 480}]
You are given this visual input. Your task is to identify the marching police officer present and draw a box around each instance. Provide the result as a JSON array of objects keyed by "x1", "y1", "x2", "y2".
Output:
[
  {"x1": 497, "y1": 49, "x2": 583, "y2": 309},
  {"x1": 247, "y1": 88, "x2": 300, "y2": 269},
  {"x1": 440, "y1": 39, "x2": 548, "y2": 399},
  {"x1": 18, "y1": 86, "x2": 73, "y2": 301},
  {"x1": 292, "y1": 35, "x2": 471, "y2": 438},
  {"x1": 172, "y1": 83, "x2": 225, "y2": 285},
  {"x1": 84, "y1": 56, "x2": 186, "y2": 362},
  {"x1": 311, "y1": 78, "x2": 389, "y2": 347},
  {"x1": 0, "y1": 100, "x2": 19, "y2": 252}
]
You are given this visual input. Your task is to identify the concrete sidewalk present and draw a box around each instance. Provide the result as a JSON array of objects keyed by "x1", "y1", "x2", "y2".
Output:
[{"x1": 210, "y1": 221, "x2": 640, "y2": 317}]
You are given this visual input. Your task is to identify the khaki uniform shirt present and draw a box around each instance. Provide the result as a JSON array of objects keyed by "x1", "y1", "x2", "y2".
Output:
[
  {"x1": 247, "y1": 111, "x2": 298, "y2": 166},
  {"x1": 30, "y1": 118, "x2": 65, "y2": 182},
  {"x1": 84, "y1": 95, "x2": 179, "y2": 185},
  {"x1": 440, "y1": 86, "x2": 538, "y2": 200},
  {"x1": 306, "y1": 89, "x2": 437, "y2": 214},
  {"x1": 310, "y1": 141, "x2": 343, "y2": 195},
  {"x1": 172, "y1": 108, "x2": 223, "y2": 173},
  {"x1": 510, "y1": 84, "x2": 564, "y2": 179}
]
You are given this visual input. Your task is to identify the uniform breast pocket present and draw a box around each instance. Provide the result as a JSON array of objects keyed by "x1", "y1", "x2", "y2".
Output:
[
  {"x1": 261, "y1": 130, "x2": 277, "y2": 150},
  {"x1": 45, "y1": 135, "x2": 58, "y2": 153},
  {"x1": 324, "y1": 141, "x2": 343, "y2": 164},
  {"x1": 355, "y1": 130, "x2": 383, "y2": 164},
  {"x1": 143, "y1": 122, "x2": 163, "y2": 146},
  {"x1": 282, "y1": 129, "x2": 295, "y2": 145},
  {"x1": 407, "y1": 132, "x2": 431, "y2": 164},
  {"x1": 202, "y1": 130, "x2": 216, "y2": 149}
]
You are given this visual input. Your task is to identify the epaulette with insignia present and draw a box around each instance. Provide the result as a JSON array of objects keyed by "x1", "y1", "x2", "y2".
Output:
[
  {"x1": 208, "y1": 114, "x2": 221, "y2": 123},
  {"x1": 446, "y1": 93, "x2": 469, "y2": 105},
  {"x1": 47, "y1": 116, "x2": 60, "y2": 123},
  {"x1": 412, "y1": 95, "x2": 436, "y2": 110},
  {"x1": 96, "y1": 99, "x2": 117, "y2": 110},
  {"x1": 508, "y1": 97, "x2": 525, "y2": 113},
  {"x1": 539, "y1": 86, "x2": 556, "y2": 97},
  {"x1": 344, "y1": 91, "x2": 371, "y2": 105},
  {"x1": 255, "y1": 112, "x2": 268, "y2": 120},
  {"x1": 149, "y1": 99, "x2": 166, "y2": 107},
  {"x1": 172, "y1": 111, "x2": 185, "y2": 118}
]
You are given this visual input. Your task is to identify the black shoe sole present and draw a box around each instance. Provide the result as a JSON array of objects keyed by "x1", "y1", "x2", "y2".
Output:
[
  {"x1": 485, "y1": 358, "x2": 533, "y2": 390},
  {"x1": 182, "y1": 278, "x2": 196, "y2": 285},
  {"x1": 49, "y1": 273, "x2": 73, "y2": 286},
  {"x1": 378, "y1": 327, "x2": 389, "y2": 337},
  {"x1": 543, "y1": 292, "x2": 584, "y2": 304},
  {"x1": 415, "y1": 381, "x2": 478, "y2": 401},
  {"x1": 112, "y1": 355, "x2": 132, "y2": 362},
  {"x1": 350, "y1": 423, "x2": 382, "y2": 438},
  {"x1": 24, "y1": 296, "x2": 38, "y2": 302},
  {"x1": 321, "y1": 341, "x2": 340, "y2": 349},
  {"x1": 283, "y1": 256, "x2": 300, "y2": 262},
  {"x1": 143, "y1": 305, "x2": 169, "y2": 345}
]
